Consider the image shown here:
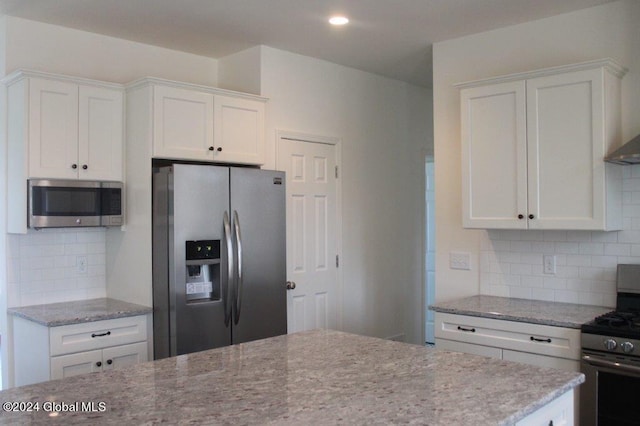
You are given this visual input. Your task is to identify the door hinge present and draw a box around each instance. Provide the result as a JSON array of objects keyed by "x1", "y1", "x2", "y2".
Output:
[
  {"x1": 336, "y1": 254, "x2": 339, "y2": 268},
  {"x1": 335, "y1": 166, "x2": 339, "y2": 179}
]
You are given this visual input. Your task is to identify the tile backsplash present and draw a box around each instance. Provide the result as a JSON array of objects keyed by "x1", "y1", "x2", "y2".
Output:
[
  {"x1": 480, "y1": 165, "x2": 640, "y2": 308},
  {"x1": 6, "y1": 228, "x2": 106, "y2": 307}
]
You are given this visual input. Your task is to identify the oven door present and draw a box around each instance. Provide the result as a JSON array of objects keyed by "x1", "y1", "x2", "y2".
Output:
[{"x1": 581, "y1": 350, "x2": 640, "y2": 426}]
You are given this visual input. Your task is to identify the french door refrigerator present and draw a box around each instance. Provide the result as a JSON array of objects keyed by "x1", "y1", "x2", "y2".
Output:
[{"x1": 152, "y1": 163, "x2": 287, "y2": 359}]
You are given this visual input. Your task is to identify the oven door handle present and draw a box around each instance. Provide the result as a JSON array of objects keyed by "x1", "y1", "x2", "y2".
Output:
[{"x1": 582, "y1": 355, "x2": 640, "y2": 375}]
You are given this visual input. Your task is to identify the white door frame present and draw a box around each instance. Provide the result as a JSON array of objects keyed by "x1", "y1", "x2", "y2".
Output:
[{"x1": 275, "y1": 129, "x2": 343, "y2": 331}]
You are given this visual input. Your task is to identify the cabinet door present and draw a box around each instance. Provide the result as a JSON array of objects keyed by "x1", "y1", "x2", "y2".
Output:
[
  {"x1": 102, "y1": 342, "x2": 148, "y2": 371},
  {"x1": 526, "y1": 69, "x2": 605, "y2": 230},
  {"x1": 50, "y1": 350, "x2": 103, "y2": 380},
  {"x1": 153, "y1": 85, "x2": 214, "y2": 161},
  {"x1": 461, "y1": 81, "x2": 527, "y2": 228},
  {"x1": 515, "y1": 389, "x2": 574, "y2": 426},
  {"x1": 214, "y1": 95, "x2": 265, "y2": 165},
  {"x1": 78, "y1": 86, "x2": 123, "y2": 181},
  {"x1": 28, "y1": 78, "x2": 79, "y2": 179}
]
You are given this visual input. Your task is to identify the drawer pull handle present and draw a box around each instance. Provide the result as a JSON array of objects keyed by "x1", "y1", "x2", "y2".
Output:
[
  {"x1": 457, "y1": 326, "x2": 476, "y2": 333},
  {"x1": 91, "y1": 331, "x2": 111, "y2": 338},
  {"x1": 530, "y1": 336, "x2": 552, "y2": 343}
]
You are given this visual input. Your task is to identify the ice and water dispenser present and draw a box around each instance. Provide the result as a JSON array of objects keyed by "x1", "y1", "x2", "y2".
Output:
[{"x1": 185, "y1": 240, "x2": 221, "y2": 302}]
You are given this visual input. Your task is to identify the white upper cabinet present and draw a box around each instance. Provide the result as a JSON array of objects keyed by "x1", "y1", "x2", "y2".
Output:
[
  {"x1": 153, "y1": 85, "x2": 214, "y2": 161},
  {"x1": 78, "y1": 85, "x2": 124, "y2": 181},
  {"x1": 147, "y1": 80, "x2": 266, "y2": 165},
  {"x1": 7, "y1": 71, "x2": 124, "y2": 181},
  {"x1": 27, "y1": 78, "x2": 79, "y2": 180},
  {"x1": 214, "y1": 94, "x2": 265, "y2": 165},
  {"x1": 458, "y1": 59, "x2": 626, "y2": 230}
]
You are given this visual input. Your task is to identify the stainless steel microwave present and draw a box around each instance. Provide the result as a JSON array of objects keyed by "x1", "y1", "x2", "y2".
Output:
[{"x1": 28, "y1": 179, "x2": 124, "y2": 229}]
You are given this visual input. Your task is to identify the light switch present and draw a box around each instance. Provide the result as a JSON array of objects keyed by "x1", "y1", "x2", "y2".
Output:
[{"x1": 450, "y1": 252, "x2": 471, "y2": 270}]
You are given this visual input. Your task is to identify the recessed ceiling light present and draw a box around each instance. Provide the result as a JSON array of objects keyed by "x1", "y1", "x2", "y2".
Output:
[{"x1": 329, "y1": 16, "x2": 349, "y2": 26}]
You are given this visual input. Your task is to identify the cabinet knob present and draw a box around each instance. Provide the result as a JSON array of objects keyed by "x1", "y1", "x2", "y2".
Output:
[
  {"x1": 71, "y1": 164, "x2": 78, "y2": 169},
  {"x1": 82, "y1": 164, "x2": 88, "y2": 170},
  {"x1": 217, "y1": 147, "x2": 222, "y2": 152},
  {"x1": 96, "y1": 361, "x2": 102, "y2": 367},
  {"x1": 208, "y1": 146, "x2": 214, "y2": 151},
  {"x1": 286, "y1": 281, "x2": 296, "y2": 290},
  {"x1": 528, "y1": 214, "x2": 535, "y2": 219},
  {"x1": 106, "y1": 359, "x2": 113, "y2": 365},
  {"x1": 518, "y1": 214, "x2": 524, "y2": 219}
]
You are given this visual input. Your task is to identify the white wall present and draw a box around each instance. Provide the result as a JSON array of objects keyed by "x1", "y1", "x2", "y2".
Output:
[
  {"x1": 258, "y1": 46, "x2": 431, "y2": 342},
  {"x1": 433, "y1": 0, "x2": 640, "y2": 304},
  {"x1": 4, "y1": 17, "x2": 218, "y2": 85}
]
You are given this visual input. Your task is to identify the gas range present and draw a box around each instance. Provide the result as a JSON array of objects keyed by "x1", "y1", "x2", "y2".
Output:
[
  {"x1": 581, "y1": 310, "x2": 640, "y2": 357},
  {"x1": 580, "y1": 264, "x2": 640, "y2": 426}
]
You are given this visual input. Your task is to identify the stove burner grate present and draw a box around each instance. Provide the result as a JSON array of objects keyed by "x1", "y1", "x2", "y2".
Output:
[{"x1": 594, "y1": 310, "x2": 640, "y2": 330}]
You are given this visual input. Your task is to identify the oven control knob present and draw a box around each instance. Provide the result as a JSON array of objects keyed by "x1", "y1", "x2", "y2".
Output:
[
  {"x1": 621, "y1": 341, "x2": 634, "y2": 354},
  {"x1": 603, "y1": 339, "x2": 617, "y2": 350}
]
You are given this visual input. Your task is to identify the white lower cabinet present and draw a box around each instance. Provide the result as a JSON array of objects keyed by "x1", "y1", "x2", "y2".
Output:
[
  {"x1": 516, "y1": 389, "x2": 574, "y2": 426},
  {"x1": 435, "y1": 313, "x2": 581, "y2": 424},
  {"x1": 13, "y1": 315, "x2": 149, "y2": 386},
  {"x1": 50, "y1": 342, "x2": 148, "y2": 380},
  {"x1": 434, "y1": 312, "x2": 581, "y2": 369}
]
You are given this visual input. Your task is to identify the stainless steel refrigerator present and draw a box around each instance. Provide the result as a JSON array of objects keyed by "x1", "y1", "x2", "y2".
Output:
[{"x1": 152, "y1": 163, "x2": 287, "y2": 359}]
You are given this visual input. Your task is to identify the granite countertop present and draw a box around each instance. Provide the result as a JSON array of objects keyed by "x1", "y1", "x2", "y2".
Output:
[
  {"x1": 0, "y1": 329, "x2": 583, "y2": 425},
  {"x1": 429, "y1": 295, "x2": 612, "y2": 328},
  {"x1": 7, "y1": 298, "x2": 152, "y2": 327}
]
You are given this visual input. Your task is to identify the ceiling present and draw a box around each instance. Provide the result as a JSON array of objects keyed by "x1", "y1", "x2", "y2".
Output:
[{"x1": 0, "y1": 0, "x2": 617, "y2": 87}]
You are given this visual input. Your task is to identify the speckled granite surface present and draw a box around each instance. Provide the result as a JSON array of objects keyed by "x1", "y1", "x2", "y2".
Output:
[
  {"x1": 0, "y1": 329, "x2": 582, "y2": 425},
  {"x1": 429, "y1": 295, "x2": 611, "y2": 328},
  {"x1": 7, "y1": 298, "x2": 152, "y2": 326}
]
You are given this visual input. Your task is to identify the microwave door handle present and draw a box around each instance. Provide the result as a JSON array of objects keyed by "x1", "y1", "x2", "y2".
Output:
[
  {"x1": 233, "y1": 210, "x2": 243, "y2": 325},
  {"x1": 582, "y1": 355, "x2": 640, "y2": 376},
  {"x1": 223, "y1": 211, "x2": 234, "y2": 326}
]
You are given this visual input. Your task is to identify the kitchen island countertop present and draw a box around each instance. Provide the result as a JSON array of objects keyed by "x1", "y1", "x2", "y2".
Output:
[
  {"x1": 429, "y1": 295, "x2": 611, "y2": 328},
  {"x1": 0, "y1": 329, "x2": 583, "y2": 425},
  {"x1": 7, "y1": 298, "x2": 152, "y2": 326}
]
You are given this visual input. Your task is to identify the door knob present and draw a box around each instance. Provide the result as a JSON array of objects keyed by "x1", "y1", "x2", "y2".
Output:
[{"x1": 286, "y1": 281, "x2": 296, "y2": 290}]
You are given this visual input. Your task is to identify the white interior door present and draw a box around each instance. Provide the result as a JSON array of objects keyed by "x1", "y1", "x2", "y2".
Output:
[{"x1": 277, "y1": 135, "x2": 340, "y2": 333}]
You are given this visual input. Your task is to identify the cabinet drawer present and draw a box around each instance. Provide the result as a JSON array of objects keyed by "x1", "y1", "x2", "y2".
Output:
[
  {"x1": 50, "y1": 316, "x2": 147, "y2": 356},
  {"x1": 434, "y1": 313, "x2": 580, "y2": 360}
]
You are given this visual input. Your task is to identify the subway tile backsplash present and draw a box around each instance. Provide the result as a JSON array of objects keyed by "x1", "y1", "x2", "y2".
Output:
[
  {"x1": 6, "y1": 228, "x2": 106, "y2": 307},
  {"x1": 480, "y1": 165, "x2": 640, "y2": 308}
]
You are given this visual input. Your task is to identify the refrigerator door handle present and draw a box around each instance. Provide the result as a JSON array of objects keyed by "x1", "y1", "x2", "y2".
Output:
[
  {"x1": 233, "y1": 210, "x2": 242, "y2": 324},
  {"x1": 223, "y1": 211, "x2": 234, "y2": 326},
  {"x1": 233, "y1": 210, "x2": 243, "y2": 325}
]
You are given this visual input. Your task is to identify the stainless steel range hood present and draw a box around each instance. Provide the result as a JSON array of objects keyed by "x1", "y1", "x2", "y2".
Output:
[{"x1": 605, "y1": 134, "x2": 640, "y2": 165}]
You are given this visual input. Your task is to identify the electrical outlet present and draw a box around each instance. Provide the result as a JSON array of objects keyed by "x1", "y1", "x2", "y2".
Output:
[
  {"x1": 450, "y1": 252, "x2": 471, "y2": 270},
  {"x1": 543, "y1": 255, "x2": 556, "y2": 275},
  {"x1": 77, "y1": 255, "x2": 87, "y2": 274}
]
